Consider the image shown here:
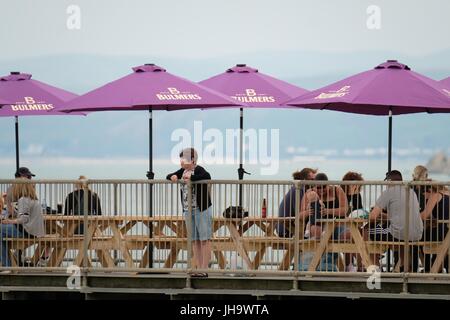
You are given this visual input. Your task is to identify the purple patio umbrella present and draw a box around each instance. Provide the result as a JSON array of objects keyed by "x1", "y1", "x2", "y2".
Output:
[
  {"x1": 200, "y1": 64, "x2": 308, "y2": 206},
  {"x1": 0, "y1": 72, "x2": 79, "y2": 173},
  {"x1": 285, "y1": 60, "x2": 450, "y2": 171},
  {"x1": 59, "y1": 63, "x2": 242, "y2": 268},
  {"x1": 441, "y1": 77, "x2": 450, "y2": 87}
]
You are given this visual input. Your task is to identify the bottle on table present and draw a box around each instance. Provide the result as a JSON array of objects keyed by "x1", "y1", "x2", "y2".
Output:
[{"x1": 262, "y1": 198, "x2": 267, "y2": 218}]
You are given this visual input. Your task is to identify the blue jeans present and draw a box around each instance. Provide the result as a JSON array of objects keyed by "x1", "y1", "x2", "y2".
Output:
[{"x1": 0, "y1": 224, "x2": 25, "y2": 267}]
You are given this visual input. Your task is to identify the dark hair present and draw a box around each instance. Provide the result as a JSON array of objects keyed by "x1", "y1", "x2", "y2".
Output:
[
  {"x1": 315, "y1": 173, "x2": 328, "y2": 181},
  {"x1": 385, "y1": 170, "x2": 402, "y2": 181},
  {"x1": 292, "y1": 168, "x2": 317, "y2": 180},
  {"x1": 179, "y1": 148, "x2": 198, "y2": 162},
  {"x1": 341, "y1": 171, "x2": 363, "y2": 194}
]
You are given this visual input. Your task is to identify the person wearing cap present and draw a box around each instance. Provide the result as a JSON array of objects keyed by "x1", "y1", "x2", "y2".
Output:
[
  {"x1": 167, "y1": 148, "x2": 212, "y2": 278},
  {"x1": 5, "y1": 167, "x2": 36, "y2": 218},
  {"x1": 369, "y1": 170, "x2": 423, "y2": 272}
]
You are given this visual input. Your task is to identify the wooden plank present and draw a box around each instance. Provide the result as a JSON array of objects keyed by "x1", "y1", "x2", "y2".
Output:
[
  {"x1": 163, "y1": 247, "x2": 182, "y2": 269},
  {"x1": 73, "y1": 223, "x2": 97, "y2": 266},
  {"x1": 213, "y1": 250, "x2": 227, "y2": 269},
  {"x1": 139, "y1": 246, "x2": 149, "y2": 268},
  {"x1": 110, "y1": 222, "x2": 134, "y2": 268},
  {"x1": 252, "y1": 244, "x2": 267, "y2": 269},
  {"x1": 227, "y1": 223, "x2": 253, "y2": 269},
  {"x1": 119, "y1": 220, "x2": 137, "y2": 235},
  {"x1": 349, "y1": 223, "x2": 373, "y2": 268},
  {"x1": 307, "y1": 224, "x2": 334, "y2": 272},
  {"x1": 431, "y1": 231, "x2": 450, "y2": 273},
  {"x1": 279, "y1": 244, "x2": 294, "y2": 270}
]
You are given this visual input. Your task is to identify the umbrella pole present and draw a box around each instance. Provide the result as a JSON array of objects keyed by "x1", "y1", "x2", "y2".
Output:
[
  {"x1": 386, "y1": 109, "x2": 393, "y2": 272},
  {"x1": 147, "y1": 109, "x2": 154, "y2": 268},
  {"x1": 388, "y1": 109, "x2": 392, "y2": 172},
  {"x1": 15, "y1": 116, "x2": 20, "y2": 173},
  {"x1": 237, "y1": 108, "x2": 250, "y2": 208}
]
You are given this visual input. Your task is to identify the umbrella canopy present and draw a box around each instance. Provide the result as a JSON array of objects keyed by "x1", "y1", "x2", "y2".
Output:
[
  {"x1": 285, "y1": 60, "x2": 450, "y2": 115},
  {"x1": 60, "y1": 64, "x2": 241, "y2": 112},
  {"x1": 199, "y1": 64, "x2": 308, "y2": 206},
  {"x1": 285, "y1": 60, "x2": 450, "y2": 171},
  {"x1": 0, "y1": 72, "x2": 79, "y2": 172},
  {"x1": 441, "y1": 77, "x2": 450, "y2": 87},
  {"x1": 199, "y1": 64, "x2": 307, "y2": 108}
]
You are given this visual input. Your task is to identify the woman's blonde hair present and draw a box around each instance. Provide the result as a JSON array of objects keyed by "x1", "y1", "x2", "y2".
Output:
[
  {"x1": 11, "y1": 180, "x2": 38, "y2": 201},
  {"x1": 412, "y1": 165, "x2": 428, "y2": 181}
]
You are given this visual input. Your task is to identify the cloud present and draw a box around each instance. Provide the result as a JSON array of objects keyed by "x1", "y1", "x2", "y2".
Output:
[{"x1": 23, "y1": 144, "x2": 45, "y2": 156}]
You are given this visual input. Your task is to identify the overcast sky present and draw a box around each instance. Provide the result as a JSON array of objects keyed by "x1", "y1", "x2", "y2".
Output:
[{"x1": 1, "y1": 0, "x2": 449, "y2": 59}]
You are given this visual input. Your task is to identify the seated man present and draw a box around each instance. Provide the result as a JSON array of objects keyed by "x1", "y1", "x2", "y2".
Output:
[
  {"x1": 369, "y1": 170, "x2": 423, "y2": 272},
  {"x1": 64, "y1": 176, "x2": 102, "y2": 234},
  {"x1": 276, "y1": 168, "x2": 316, "y2": 238}
]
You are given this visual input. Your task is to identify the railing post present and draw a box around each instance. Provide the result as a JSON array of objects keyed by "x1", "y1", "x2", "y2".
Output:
[
  {"x1": 113, "y1": 183, "x2": 118, "y2": 264},
  {"x1": 82, "y1": 179, "x2": 89, "y2": 272},
  {"x1": 293, "y1": 181, "x2": 301, "y2": 273},
  {"x1": 403, "y1": 182, "x2": 411, "y2": 281},
  {"x1": 187, "y1": 180, "x2": 193, "y2": 273}
]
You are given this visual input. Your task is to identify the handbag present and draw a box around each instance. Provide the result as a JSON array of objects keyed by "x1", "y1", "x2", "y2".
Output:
[{"x1": 223, "y1": 206, "x2": 249, "y2": 219}]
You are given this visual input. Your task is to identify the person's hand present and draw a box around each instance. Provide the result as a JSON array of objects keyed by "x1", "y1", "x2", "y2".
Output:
[
  {"x1": 170, "y1": 175, "x2": 178, "y2": 182},
  {"x1": 300, "y1": 208, "x2": 313, "y2": 218},
  {"x1": 1, "y1": 219, "x2": 12, "y2": 224}
]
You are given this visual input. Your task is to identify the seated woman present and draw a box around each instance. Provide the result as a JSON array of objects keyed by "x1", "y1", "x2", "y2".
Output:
[
  {"x1": 341, "y1": 171, "x2": 367, "y2": 271},
  {"x1": 0, "y1": 182, "x2": 45, "y2": 267},
  {"x1": 420, "y1": 182, "x2": 449, "y2": 272},
  {"x1": 304, "y1": 173, "x2": 348, "y2": 239}
]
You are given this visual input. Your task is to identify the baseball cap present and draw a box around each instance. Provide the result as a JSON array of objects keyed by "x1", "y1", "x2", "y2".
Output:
[
  {"x1": 16, "y1": 167, "x2": 35, "y2": 178},
  {"x1": 384, "y1": 170, "x2": 402, "y2": 181}
]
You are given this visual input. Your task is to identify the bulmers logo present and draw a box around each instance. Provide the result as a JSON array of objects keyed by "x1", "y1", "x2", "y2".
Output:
[
  {"x1": 443, "y1": 89, "x2": 450, "y2": 97},
  {"x1": 11, "y1": 96, "x2": 54, "y2": 111},
  {"x1": 156, "y1": 87, "x2": 202, "y2": 101},
  {"x1": 314, "y1": 86, "x2": 351, "y2": 99},
  {"x1": 231, "y1": 89, "x2": 275, "y2": 103}
]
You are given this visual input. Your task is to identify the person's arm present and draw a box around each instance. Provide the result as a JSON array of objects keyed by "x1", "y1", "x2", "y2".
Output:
[
  {"x1": 166, "y1": 168, "x2": 184, "y2": 181},
  {"x1": 95, "y1": 193, "x2": 102, "y2": 215},
  {"x1": 369, "y1": 206, "x2": 383, "y2": 221},
  {"x1": 64, "y1": 193, "x2": 71, "y2": 215},
  {"x1": 299, "y1": 194, "x2": 313, "y2": 219},
  {"x1": 6, "y1": 188, "x2": 14, "y2": 217},
  {"x1": 3, "y1": 198, "x2": 28, "y2": 225},
  {"x1": 190, "y1": 166, "x2": 211, "y2": 181},
  {"x1": 323, "y1": 187, "x2": 348, "y2": 217},
  {"x1": 420, "y1": 193, "x2": 441, "y2": 220}
]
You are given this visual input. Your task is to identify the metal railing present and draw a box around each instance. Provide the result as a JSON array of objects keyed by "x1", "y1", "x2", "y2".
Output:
[{"x1": 0, "y1": 179, "x2": 449, "y2": 277}]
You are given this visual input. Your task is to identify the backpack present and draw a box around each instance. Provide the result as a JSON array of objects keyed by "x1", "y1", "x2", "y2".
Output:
[{"x1": 222, "y1": 206, "x2": 249, "y2": 219}]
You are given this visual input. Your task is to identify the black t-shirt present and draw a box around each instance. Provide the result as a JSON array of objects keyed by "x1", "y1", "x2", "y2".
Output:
[{"x1": 347, "y1": 193, "x2": 363, "y2": 212}]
